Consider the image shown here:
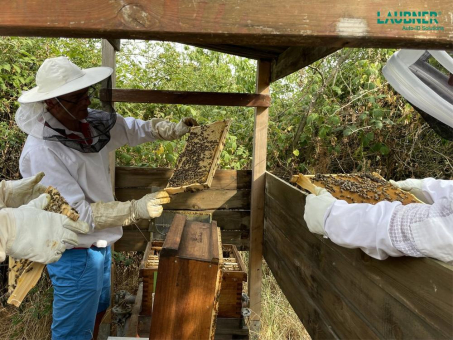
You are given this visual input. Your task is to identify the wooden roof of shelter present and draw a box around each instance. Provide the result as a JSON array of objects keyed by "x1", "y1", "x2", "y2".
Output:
[{"x1": 1, "y1": 0, "x2": 452, "y2": 81}]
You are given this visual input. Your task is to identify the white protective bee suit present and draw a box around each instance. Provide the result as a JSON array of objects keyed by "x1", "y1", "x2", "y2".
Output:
[{"x1": 19, "y1": 111, "x2": 187, "y2": 248}]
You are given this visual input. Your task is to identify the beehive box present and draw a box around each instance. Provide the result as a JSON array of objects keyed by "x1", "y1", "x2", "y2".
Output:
[
  {"x1": 139, "y1": 241, "x2": 163, "y2": 316},
  {"x1": 218, "y1": 244, "x2": 247, "y2": 319},
  {"x1": 291, "y1": 172, "x2": 421, "y2": 204},
  {"x1": 166, "y1": 120, "x2": 231, "y2": 194},
  {"x1": 150, "y1": 214, "x2": 223, "y2": 340}
]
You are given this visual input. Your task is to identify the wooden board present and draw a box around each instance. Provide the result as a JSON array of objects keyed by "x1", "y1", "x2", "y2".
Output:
[
  {"x1": 0, "y1": 0, "x2": 452, "y2": 50},
  {"x1": 291, "y1": 172, "x2": 421, "y2": 204},
  {"x1": 264, "y1": 172, "x2": 453, "y2": 339},
  {"x1": 114, "y1": 168, "x2": 251, "y2": 251},
  {"x1": 115, "y1": 168, "x2": 251, "y2": 190},
  {"x1": 101, "y1": 89, "x2": 270, "y2": 107},
  {"x1": 248, "y1": 60, "x2": 270, "y2": 326},
  {"x1": 116, "y1": 188, "x2": 250, "y2": 210},
  {"x1": 166, "y1": 120, "x2": 231, "y2": 194},
  {"x1": 150, "y1": 217, "x2": 223, "y2": 340}
]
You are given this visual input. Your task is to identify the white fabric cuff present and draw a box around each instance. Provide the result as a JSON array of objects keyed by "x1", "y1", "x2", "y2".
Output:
[
  {"x1": 325, "y1": 200, "x2": 403, "y2": 260},
  {"x1": 411, "y1": 201, "x2": 453, "y2": 263},
  {"x1": 304, "y1": 191, "x2": 336, "y2": 237}
]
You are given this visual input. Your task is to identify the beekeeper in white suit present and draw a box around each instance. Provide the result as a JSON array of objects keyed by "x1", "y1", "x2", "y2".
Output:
[
  {"x1": 15, "y1": 56, "x2": 198, "y2": 340},
  {"x1": 304, "y1": 50, "x2": 453, "y2": 264},
  {"x1": 0, "y1": 172, "x2": 90, "y2": 263}
]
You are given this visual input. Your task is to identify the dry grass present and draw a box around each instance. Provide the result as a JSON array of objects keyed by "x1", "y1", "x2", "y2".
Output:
[
  {"x1": 240, "y1": 252, "x2": 311, "y2": 340},
  {"x1": 0, "y1": 273, "x2": 53, "y2": 340}
]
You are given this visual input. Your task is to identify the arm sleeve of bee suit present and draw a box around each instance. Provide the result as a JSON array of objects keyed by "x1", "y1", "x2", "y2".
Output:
[
  {"x1": 322, "y1": 199, "x2": 404, "y2": 260},
  {"x1": 389, "y1": 197, "x2": 453, "y2": 264},
  {"x1": 390, "y1": 178, "x2": 453, "y2": 204},
  {"x1": 0, "y1": 180, "x2": 7, "y2": 209},
  {"x1": 108, "y1": 114, "x2": 198, "y2": 150},
  {"x1": 90, "y1": 191, "x2": 170, "y2": 230}
]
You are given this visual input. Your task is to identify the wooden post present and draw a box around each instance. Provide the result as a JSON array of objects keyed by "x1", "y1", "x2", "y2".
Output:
[
  {"x1": 100, "y1": 38, "x2": 119, "y2": 338},
  {"x1": 101, "y1": 39, "x2": 118, "y2": 190},
  {"x1": 248, "y1": 59, "x2": 271, "y2": 330}
]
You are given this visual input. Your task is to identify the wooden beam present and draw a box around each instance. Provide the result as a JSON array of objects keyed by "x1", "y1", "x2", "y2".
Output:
[
  {"x1": 107, "y1": 39, "x2": 121, "y2": 52},
  {"x1": 190, "y1": 44, "x2": 285, "y2": 60},
  {"x1": 248, "y1": 59, "x2": 270, "y2": 329},
  {"x1": 101, "y1": 39, "x2": 116, "y2": 328},
  {"x1": 101, "y1": 89, "x2": 270, "y2": 107},
  {"x1": 271, "y1": 46, "x2": 340, "y2": 82},
  {"x1": 0, "y1": 1, "x2": 452, "y2": 49},
  {"x1": 101, "y1": 39, "x2": 116, "y2": 192}
]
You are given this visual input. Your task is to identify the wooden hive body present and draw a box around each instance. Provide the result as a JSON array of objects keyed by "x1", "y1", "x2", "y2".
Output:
[
  {"x1": 139, "y1": 241, "x2": 163, "y2": 316},
  {"x1": 150, "y1": 214, "x2": 223, "y2": 340},
  {"x1": 218, "y1": 244, "x2": 247, "y2": 319}
]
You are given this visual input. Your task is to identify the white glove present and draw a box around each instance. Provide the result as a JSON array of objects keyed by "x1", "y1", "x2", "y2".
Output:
[
  {"x1": 91, "y1": 191, "x2": 171, "y2": 230},
  {"x1": 0, "y1": 194, "x2": 90, "y2": 264},
  {"x1": 389, "y1": 178, "x2": 428, "y2": 203},
  {"x1": 303, "y1": 188, "x2": 337, "y2": 236},
  {"x1": 2, "y1": 172, "x2": 47, "y2": 208},
  {"x1": 150, "y1": 117, "x2": 198, "y2": 140}
]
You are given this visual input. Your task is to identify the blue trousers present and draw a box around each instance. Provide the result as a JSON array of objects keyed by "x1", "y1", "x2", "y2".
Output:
[{"x1": 47, "y1": 246, "x2": 111, "y2": 340}]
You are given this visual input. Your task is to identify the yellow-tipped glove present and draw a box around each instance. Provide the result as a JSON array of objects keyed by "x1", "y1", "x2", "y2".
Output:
[
  {"x1": 303, "y1": 188, "x2": 337, "y2": 237},
  {"x1": 150, "y1": 117, "x2": 199, "y2": 140},
  {"x1": 91, "y1": 191, "x2": 171, "y2": 230}
]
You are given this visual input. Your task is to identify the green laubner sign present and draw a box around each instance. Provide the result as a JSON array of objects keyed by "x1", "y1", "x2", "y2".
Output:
[{"x1": 377, "y1": 11, "x2": 444, "y2": 31}]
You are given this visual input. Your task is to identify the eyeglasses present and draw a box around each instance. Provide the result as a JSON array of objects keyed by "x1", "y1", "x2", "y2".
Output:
[{"x1": 58, "y1": 86, "x2": 97, "y2": 104}]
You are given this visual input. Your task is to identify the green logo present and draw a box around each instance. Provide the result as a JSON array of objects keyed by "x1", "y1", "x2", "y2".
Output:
[{"x1": 377, "y1": 11, "x2": 443, "y2": 31}]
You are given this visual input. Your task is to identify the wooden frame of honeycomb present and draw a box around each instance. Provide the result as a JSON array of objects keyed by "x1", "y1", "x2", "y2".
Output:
[
  {"x1": 7, "y1": 186, "x2": 79, "y2": 307},
  {"x1": 166, "y1": 120, "x2": 231, "y2": 194},
  {"x1": 291, "y1": 172, "x2": 422, "y2": 205}
]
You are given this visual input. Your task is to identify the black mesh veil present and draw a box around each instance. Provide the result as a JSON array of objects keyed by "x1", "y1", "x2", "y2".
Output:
[{"x1": 42, "y1": 76, "x2": 117, "y2": 152}]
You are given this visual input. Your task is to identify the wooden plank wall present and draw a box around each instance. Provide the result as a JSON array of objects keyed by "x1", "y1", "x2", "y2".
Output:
[
  {"x1": 114, "y1": 167, "x2": 251, "y2": 251},
  {"x1": 264, "y1": 172, "x2": 453, "y2": 339}
]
